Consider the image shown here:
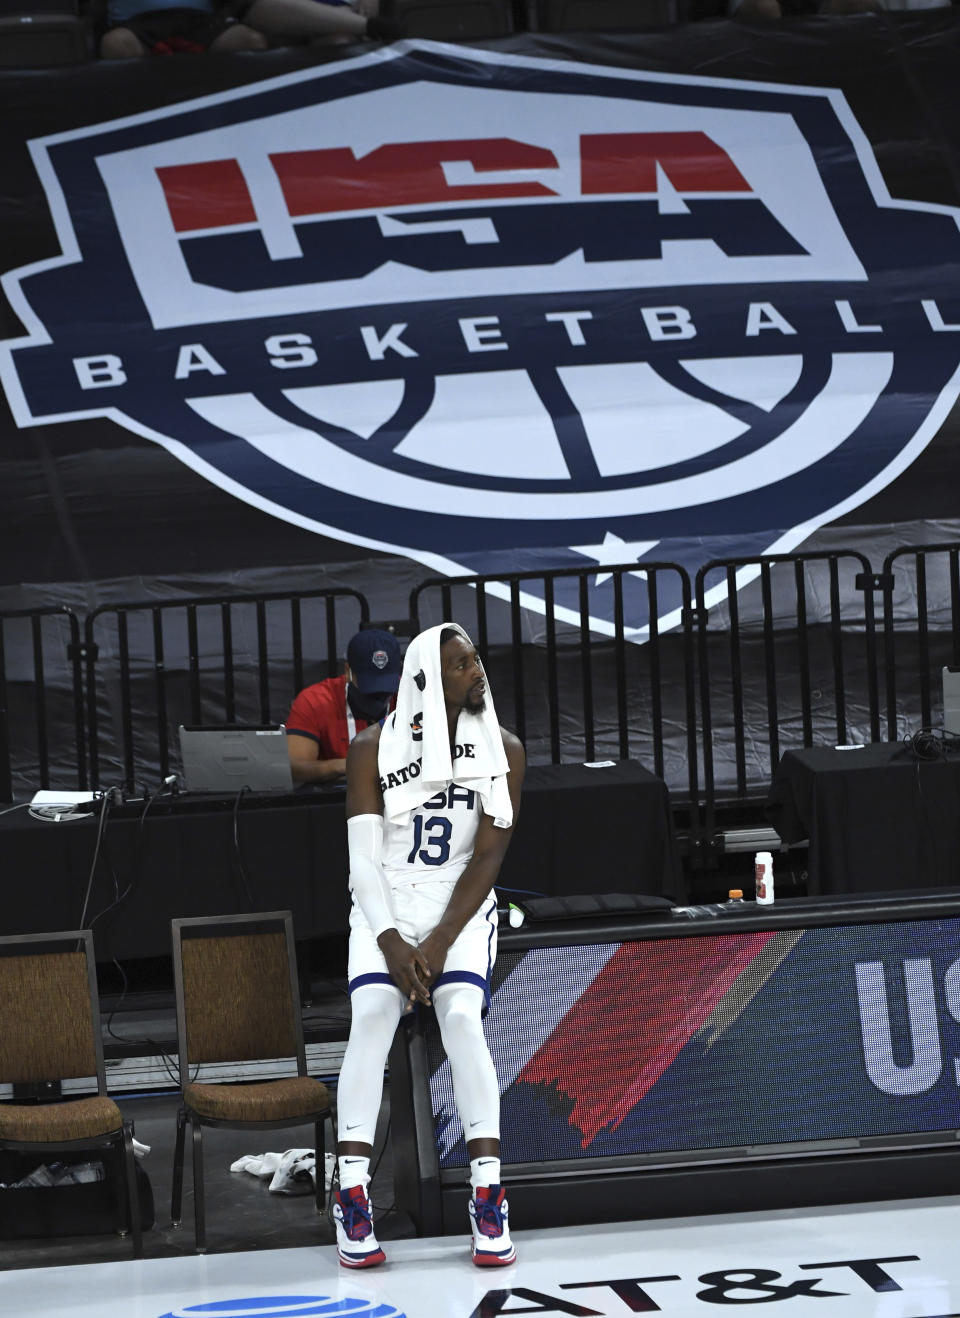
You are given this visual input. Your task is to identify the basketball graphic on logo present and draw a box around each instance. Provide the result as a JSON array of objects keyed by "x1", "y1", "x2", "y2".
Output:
[{"x1": 189, "y1": 347, "x2": 885, "y2": 527}]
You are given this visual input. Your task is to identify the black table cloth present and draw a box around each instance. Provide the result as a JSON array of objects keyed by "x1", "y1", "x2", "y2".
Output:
[
  {"x1": 1, "y1": 759, "x2": 681, "y2": 959},
  {"x1": 764, "y1": 741, "x2": 960, "y2": 894}
]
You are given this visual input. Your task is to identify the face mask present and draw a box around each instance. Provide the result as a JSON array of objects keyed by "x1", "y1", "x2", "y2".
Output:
[{"x1": 347, "y1": 684, "x2": 391, "y2": 723}]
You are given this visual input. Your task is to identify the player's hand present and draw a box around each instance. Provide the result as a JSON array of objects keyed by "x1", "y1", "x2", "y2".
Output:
[
  {"x1": 377, "y1": 929, "x2": 432, "y2": 1006},
  {"x1": 418, "y1": 930, "x2": 453, "y2": 984}
]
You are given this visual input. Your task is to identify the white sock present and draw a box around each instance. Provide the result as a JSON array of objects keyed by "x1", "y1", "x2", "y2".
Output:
[
  {"x1": 470, "y1": 1155, "x2": 501, "y2": 1192},
  {"x1": 338, "y1": 1154, "x2": 370, "y2": 1192}
]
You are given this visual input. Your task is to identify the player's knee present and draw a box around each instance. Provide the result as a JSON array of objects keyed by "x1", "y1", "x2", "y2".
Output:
[
  {"x1": 210, "y1": 21, "x2": 269, "y2": 50},
  {"x1": 350, "y1": 986, "x2": 403, "y2": 1037},
  {"x1": 435, "y1": 997, "x2": 484, "y2": 1049},
  {"x1": 99, "y1": 26, "x2": 146, "y2": 56}
]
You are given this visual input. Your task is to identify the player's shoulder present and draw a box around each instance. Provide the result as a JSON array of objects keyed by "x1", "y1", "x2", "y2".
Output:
[
  {"x1": 350, "y1": 721, "x2": 383, "y2": 754},
  {"x1": 500, "y1": 726, "x2": 525, "y2": 768},
  {"x1": 345, "y1": 720, "x2": 385, "y2": 812},
  {"x1": 345, "y1": 720, "x2": 383, "y2": 796}
]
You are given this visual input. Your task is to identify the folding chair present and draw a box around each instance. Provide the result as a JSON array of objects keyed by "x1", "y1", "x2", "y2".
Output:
[
  {"x1": 0, "y1": 929, "x2": 142, "y2": 1257},
  {"x1": 170, "y1": 911, "x2": 333, "y2": 1252}
]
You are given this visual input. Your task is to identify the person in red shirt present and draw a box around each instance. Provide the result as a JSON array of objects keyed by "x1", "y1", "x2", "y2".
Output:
[{"x1": 285, "y1": 629, "x2": 402, "y2": 784}]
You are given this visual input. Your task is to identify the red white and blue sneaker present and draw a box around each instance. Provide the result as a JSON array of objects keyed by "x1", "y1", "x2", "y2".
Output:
[
  {"x1": 468, "y1": 1185, "x2": 516, "y2": 1266},
  {"x1": 333, "y1": 1185, "x2": 386, "y2": 1269}
]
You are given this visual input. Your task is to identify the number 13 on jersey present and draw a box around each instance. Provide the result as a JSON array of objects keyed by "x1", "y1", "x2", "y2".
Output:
[{"x1": 407, "y1": 814, "x2": 453, "y2": 865}]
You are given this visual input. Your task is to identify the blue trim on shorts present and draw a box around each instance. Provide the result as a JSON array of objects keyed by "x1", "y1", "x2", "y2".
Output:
[
  {"x1": 432, "y1": 969, "x2": 488, "y2": 992},
  {"x1": 350, "y1": 895, "x2": 498, "y2": 1005},
  {"x1": 484, "y1": 894, "x2": 497, "y2": 981},
  {"x1": 348, "y1": 971, "x2": 396, "y2": 994},
  {"x1": 431, "y1": 969, "x2": 491, "y2": 1008},
  {"x1": 433, "y1": 895, "x2": 498, "y2": 1009}
]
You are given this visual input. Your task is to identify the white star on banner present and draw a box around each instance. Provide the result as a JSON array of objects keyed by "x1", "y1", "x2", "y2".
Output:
[{"x1": 568, "y1": 532, "x2": 659, "y2": 587}]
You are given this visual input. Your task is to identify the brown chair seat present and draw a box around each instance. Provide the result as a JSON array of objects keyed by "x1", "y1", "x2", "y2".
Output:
[
  {"x1": 184, "y1": 1076, "x2": 329, "y2": 1123},
  {"x1": 0, "y1": 1094, "x2": 122, "y2": 1142}
]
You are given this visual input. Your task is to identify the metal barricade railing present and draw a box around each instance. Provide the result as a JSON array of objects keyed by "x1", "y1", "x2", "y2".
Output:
[
  {"x1": 696, "y1": 551, "x2": 882, "y2": 840},
  {"x1": 6, "y1": 545, "x2": 960, "y2": 817},
  {"x1": 410, "y1": 562, "x2": 699, "y2": 809},
  {"x1": 84, "y1": 588, "x2": 369, "y2": 792},
  {"x1": 882, "y1": 543, "x2": 960, "y2": 740},
  {"x1": 0, "y1": 606, "x2": 86, "y2": 802}
]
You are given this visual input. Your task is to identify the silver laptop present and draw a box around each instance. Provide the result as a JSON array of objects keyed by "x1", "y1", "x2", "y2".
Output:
[{"x1": 178, "y1": 725, "x2": 293, "y2": 793}]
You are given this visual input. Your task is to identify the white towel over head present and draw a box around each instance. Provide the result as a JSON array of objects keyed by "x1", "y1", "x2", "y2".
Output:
[{"x1": 378, "y1": 622, "x2": 513, "y2": 829}]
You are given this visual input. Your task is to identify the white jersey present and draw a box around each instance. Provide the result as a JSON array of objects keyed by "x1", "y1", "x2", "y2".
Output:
[{"x1": 382, "y1": 782, "x2": 481, "y2": 888}]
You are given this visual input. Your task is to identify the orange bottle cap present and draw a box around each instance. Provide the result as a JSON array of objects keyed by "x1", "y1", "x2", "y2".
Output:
[{"x1": 728, "y1": 889, "x2": 743, "y2": 899}]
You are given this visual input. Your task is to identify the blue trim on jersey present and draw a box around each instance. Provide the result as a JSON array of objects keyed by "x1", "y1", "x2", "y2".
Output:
[{"x1": 348, "y1": 971, "x2": 395, "y2": 994}]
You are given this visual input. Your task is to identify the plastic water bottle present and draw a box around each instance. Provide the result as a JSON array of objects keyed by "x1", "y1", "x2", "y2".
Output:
[
  {"x1": 755, "y1": 851, "x2": 775, "y2": 905},
  {"x1": 724, "y1": 888, "x2": 745, "y2": 907}
]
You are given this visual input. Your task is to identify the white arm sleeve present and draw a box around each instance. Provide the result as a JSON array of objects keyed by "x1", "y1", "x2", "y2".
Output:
[{"x1": 347, "y1": 813, "x2": 397, "y2": 941}]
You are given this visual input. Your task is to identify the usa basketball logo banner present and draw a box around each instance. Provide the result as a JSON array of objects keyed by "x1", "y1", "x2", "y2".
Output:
[{"x1": 3, "y1": 42, "x2": 960, "y2": 631}]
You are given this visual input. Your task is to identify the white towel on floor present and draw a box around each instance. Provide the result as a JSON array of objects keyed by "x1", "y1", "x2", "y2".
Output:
[
  {"x1": 230, "y1": 1149, "x2": 336, "y2": 1195},
  {"x1": 378, "y1": 622, "x2": 512, "y2": 829}
]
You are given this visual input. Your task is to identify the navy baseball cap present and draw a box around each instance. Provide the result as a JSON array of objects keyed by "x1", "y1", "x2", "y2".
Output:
[{"x1": 347, "y1": 629, "x2": 402, "y2": 693}]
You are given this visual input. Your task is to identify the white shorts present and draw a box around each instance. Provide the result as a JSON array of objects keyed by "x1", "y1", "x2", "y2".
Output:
[{"x1": 347, "y1": 878, "x2": 498, "y2": 1004}]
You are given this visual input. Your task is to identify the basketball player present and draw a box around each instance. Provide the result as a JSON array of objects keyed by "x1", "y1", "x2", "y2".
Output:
[{"x1": 332, "y1": 623, "x2": 525, "y2": 1268}]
